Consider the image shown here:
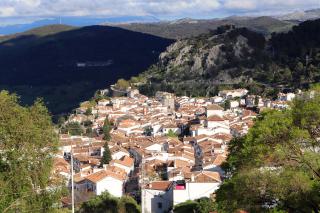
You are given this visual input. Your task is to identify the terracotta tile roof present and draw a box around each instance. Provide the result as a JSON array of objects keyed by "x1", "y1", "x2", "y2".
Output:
[
  {"x1": 85, "y1": 171, "x2": 108, "y2": 183},
  {"x1": 146, "y1": 181, "x2": 173, "y2": 191},
  {"x1": 73, "y1": 173, "x2": 85, "y2": 183},
  {"x1": 194, "y1": 171, "x2": 221, "y2": 183},
  {"x1": 206, "y1": 104, "x2": 223, "y2": 111},
  {"x1": 175, "y1": 159, "x2": 192, "y2": 168},
  {"x1": 53, "y1": 158, "x2": 69, "y2": 174},
  {"x1": 207, "y1": 115, "x2": 225, "y2": 122},
  {"x1": 112, "y1": 156, "x2": 134, "y2": 168},
  {"x1": 213, "y1": 154, "x2": 227, "y2": 166},
  {"x1": 242, "y1": 110, "x2": 257, "y2": 118},
  {"x1": 85, "y1": 169, "x2": 126, "y2": 183},
  {"x1": 212, "y1": 133, "x2": 232, "y2": 141}
]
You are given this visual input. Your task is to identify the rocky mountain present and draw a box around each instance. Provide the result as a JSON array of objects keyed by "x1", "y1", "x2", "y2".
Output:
[
  {"x1": 137, "y1": 25, "x2": 266, "y2": 96},
  {"x1": 136, "y1": 19, "x2": 320, "y2": 97},
  {"x1": 278, "y1": 9, "x2": 320, "y2": 22}
]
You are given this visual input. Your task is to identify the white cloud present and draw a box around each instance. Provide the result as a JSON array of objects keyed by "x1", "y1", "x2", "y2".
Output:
[
  {"x1": 224, "y1": 0, "x2": 256, "y2": 10},
  {"x1": 223, "y1": 0, "x2": 320, "y2": 12},
  {"x1": 0, "y1": 7, "x2": 15, "y2": 17},
  {"x1": 0, "y1": 0, "x2": 318, "y2": 19}
]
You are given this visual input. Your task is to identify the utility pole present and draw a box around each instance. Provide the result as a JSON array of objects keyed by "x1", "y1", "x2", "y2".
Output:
[
  {"x1": 71, "y1": 149, "x2": 75, "y2": 213},
  {"x1": 70, "y1": 136, "x2": 75, "y2": 213},
  {"x1": 141, "y1": 159, "x2": 147, "y2": 213}
]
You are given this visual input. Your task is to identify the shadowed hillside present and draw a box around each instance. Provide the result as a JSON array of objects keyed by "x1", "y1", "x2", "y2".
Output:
[{"x1": 0, "y1": 25, "x2": 174, "y2": 114}]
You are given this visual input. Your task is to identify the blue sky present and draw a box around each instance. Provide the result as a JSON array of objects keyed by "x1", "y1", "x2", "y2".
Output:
[{"x1": 0, "y1": 0, "x2": 319, "y2": 25}]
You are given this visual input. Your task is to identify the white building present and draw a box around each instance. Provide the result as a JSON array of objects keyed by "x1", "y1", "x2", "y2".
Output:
[
  {"x1": 173, "y1": 171, "x2": 221, "y2": 205},
  {"x1": 110, "y1": 156, "x2": 134, "y2": 175},
  {"x1": 206, "y1": 105, "x2": 224, "y2": 117},
  {"x1": 142, "y1": 181, "x2": 174, "y2": 213},
  {"x1": 218, "y1": 89, "x2": 248, "y2": 99},
  {"x1": 278, "y1": 92, "x2": 296, "y2": 102},
  {"x1": 84, "y1": 170, "x2": 125, "y2": 197}
]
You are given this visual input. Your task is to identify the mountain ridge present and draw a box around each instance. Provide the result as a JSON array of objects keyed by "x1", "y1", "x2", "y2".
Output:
[{"x1": 134, "y1": 19, "x2": 320, "y2": 97}]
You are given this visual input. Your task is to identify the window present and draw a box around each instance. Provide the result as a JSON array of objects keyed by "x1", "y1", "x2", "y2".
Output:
[{"x1": 157, "y1": 202, "x2": 162, "y2": 209}]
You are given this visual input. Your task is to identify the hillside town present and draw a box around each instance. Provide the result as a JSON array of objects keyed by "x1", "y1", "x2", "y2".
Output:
[{"x1": 53, "y1": 87, "x2": 299, "y2": 213}]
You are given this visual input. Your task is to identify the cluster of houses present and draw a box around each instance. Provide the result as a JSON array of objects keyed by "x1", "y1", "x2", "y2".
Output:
[{"x1": 52, "y1": 88, "x2": 298, "y2": 212}]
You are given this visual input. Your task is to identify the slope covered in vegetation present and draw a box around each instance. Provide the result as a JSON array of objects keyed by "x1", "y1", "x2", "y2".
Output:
[
  {"x1": 134, "y1": 19, "x2": 320, "y2": 98},
  {"x1": 0, "y1": 25, "x2": 174, "y2": 115}
]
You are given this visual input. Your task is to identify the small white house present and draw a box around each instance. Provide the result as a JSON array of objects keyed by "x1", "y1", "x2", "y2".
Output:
[
  {"x1": 84, "y1": 170, "x2": 125, "y2": 197},
  {"x1": 218, "y1": 89, "x2": 248, "y2": 99},
  {"x1": 206, "y1": 115, "x2": 229, "y2": 129},
  {"x1": 230, "y1": 100, "x2": 240, "y2": 108},
  {"x1": 142, "y1": 181, "x2": 173, "y2": 213},
  {"x1": 206, "y1": 105, "x2": 224, "y2": 117},
  {"x1": 110, "y1": 156, "x2": 134, "y2": 175},
  {"x1": 111, "y1": 147, "x2": 130, "y2": 160},
  {"x1": 212, "y1": 96, "x2": 223, "y2": 103},
  {"x1": 173, "y1": 171, "x2": 221, "y2": 205}
]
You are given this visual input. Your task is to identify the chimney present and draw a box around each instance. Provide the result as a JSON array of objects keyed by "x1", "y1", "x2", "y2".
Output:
[{"x1": 191, "y1": 174, "x2": 195, "y2": 182}]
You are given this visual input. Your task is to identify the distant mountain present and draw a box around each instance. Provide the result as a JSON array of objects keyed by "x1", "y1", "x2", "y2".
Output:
[
  {"x1": 0, "y1": 25, "x2": 76, "y2": 43},
  {"x1": 111, "y1": 16, "x2": 293, "y2": 39},
  {"x1": 0, "y1": 16, "x2": 159, "y2": 35},
  {"x1": 0, "y1": 25, "x2": 173, "y2": 114},
  {"x1": 277, "y1": 8, "x2": 320, "y2": 22}
]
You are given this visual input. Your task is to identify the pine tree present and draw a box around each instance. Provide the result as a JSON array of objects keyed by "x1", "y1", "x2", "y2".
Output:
[
  {"x1": 102, "y1": 118, "x2": 112, "y2": 141},
  {"x1": 101, "y1": 142, "x2": 112, "y2": 166},
  {"x1": 224, "y1": 100, "x2": 231, "y2": 110},
  {"x1": 100, "y1": 118, "x2": 112, "y2": 166}
]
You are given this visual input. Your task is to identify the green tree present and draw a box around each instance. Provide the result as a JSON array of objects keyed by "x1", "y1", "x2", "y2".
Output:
[
  {"x1": 116, "y1": 79, "x2": 130, "y2": 90},
  {"x1": 254, "y1": 96, "x2": 259, "y2": 106},
  {"x1": 0, "y1": 91, "x2": 63, "y2": 212},
  {"x1": 61, "y1": 122, "x2": 83, "y2": 136},
  {"x1": 174, "y1": 200, "x2": 198, "y2": 213},
  {"x1": 100, "y1": 142, "x2": 112, "y2": 166},
  {"x1": 143, "y1": 126, "x2": 153, "y2": 136},
  {"x1": 174, "y1": 198, "x2": 216, "y2": 213},
  {"x1": 101, "y1": 118, "x2": 112, "y2": 166},
  {"x1": 216, "y1": 90, "x2": 320, "y2": 212},
  {"x1": 102, "y1": 118, "x2": 112, "y2": 141},
  {"x1": 79, "y1": 192, "x2": 140, "y2": 213},
  {"x1": 166, "y1": 129, "x2": 178, "y2": 138},
  {"x1": 57, "y1": 115, "x2": 66, "y2": 127},
  {"x1": 84, "y1": 108, "x2": 92, "y2": 116},
  {"x1": 224, "y1": 100, "x2": 231, "y2": 110}
]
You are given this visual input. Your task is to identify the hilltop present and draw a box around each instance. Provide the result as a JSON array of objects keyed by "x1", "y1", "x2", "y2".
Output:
[
  {"x1": 134, "y1": 19, "x2": 320, "y2": 97},
  {"x1": 110, "y1": 16, "x2": 292, "y2": 39},
  {"x1": 0, "y1": 24, "x2": 76, "y2": 42}
]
